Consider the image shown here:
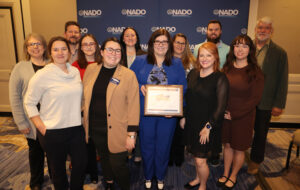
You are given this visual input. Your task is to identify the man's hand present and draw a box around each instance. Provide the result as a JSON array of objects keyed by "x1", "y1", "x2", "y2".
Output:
[{"x1": 271, "y1": 107, "x2": 283, "y2": 116}]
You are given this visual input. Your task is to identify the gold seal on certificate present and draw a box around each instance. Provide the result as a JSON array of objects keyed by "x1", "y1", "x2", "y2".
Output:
[{"x1": 144, "y1": 85, "x2": 183, "y2": 116}]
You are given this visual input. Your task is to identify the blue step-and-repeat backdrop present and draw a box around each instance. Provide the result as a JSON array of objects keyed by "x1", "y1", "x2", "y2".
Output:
[{"x1": 77, "y1": 0, "x2": 250, "y2": 53}]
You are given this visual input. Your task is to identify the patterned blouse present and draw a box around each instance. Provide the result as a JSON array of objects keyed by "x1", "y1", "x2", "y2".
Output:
[{"x1": 147, "y1": 65, "x2": 168, "y2": 85}]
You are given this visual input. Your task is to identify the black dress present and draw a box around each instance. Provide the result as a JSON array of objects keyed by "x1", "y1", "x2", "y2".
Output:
[{"x1": 184, "y1": 69, "x2": 229, "y2": 158}]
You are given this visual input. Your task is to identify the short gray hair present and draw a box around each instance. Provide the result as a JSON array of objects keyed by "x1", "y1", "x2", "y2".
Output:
[
  {"x1": 256, "y1": 16, "x2": 273, "y2": 27},
  {"x1": 23, "y1": 33, "x2": 48, "y2": 61}
]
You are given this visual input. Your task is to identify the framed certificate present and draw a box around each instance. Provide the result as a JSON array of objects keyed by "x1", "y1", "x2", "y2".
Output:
[{"x1": 144, "y1": 85, "x2": 183, "y2": 116}]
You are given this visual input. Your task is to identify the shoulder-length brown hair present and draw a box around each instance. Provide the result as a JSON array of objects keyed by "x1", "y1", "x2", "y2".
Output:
[
  {"x1": 99, "y1": 37, "x2": 125, "y2": 66},
  {"x1": 172, "y1": 33, "x2": 195, "y2": 70},
  {"x1": 147, "y1": 29, "x2": 173, "y2": 66},
  {"x1": 23, "y1": 33, "x2": 48, "y2": 61},
  {"x1": 222, "y1": 34, "x2": 260, "y2": 83},
  {"x1": 77, "y1": 34, "x2": 101, "y2": 68},
  {"x1": 195, "y1": 42, "x2": 220, "y2": 72}
]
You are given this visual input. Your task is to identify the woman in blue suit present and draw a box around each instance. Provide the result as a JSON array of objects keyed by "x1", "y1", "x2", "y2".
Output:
[{"x1": 131, "y1": 29, "x2": 187, "y2": 190}]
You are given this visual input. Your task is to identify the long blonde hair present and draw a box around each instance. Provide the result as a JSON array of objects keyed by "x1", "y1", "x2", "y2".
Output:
[{"x1": 173, "y1": 33, "x2": 195, "y2": 70}]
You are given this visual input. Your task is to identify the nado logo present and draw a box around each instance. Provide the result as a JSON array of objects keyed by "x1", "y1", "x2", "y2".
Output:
[
  {"x1": 80, "y1": 28, "x2": 88, "y2": 34},
  {"x1": 241, "y1": 28, "x2": 247, "y2": 34},
  {"x1": 107, "y1": 27, "x2": 126, "y2": 34},
  {"x1": 167, "y1": 9, "x2": 192, "y2": 17},
  {"x1": 121, "y1": 9, "x2": 146, "y2": 17},
  {"x1": 196, "y1": 26, "x2": 207, "y2": 35},
  {"x1": 140, "y1": 44, "x2": 148, "y2": 51},
  {"x1": 213, "y1": 9, "x2": 239, "y2": 17},
  {"x1": 78, "y1": 9, "x2": 102, "y2": 18},
  {"x1": 151, "y1": 26, "x2": 176, "y2": 33},
  {"x1": 189, "y1": 44, "x2": 196, "y2": 52}
]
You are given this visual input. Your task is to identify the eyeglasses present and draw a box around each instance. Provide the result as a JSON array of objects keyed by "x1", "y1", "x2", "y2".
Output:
[
  {"x1": 174, "y1": 41, "x2": 186, "y2": 46},
  {"x1": 82, "y1": 42, "x2": 96, "y2": 47},
  {"x1": 154, "y1": 40, "x2": 168, "y2": 46},
  {"x1": 105, "y1": 47, "x2": 122, "y2": 55},
  {"x1": 27, "y1": 42, "x2": 42, "y2": 47}
]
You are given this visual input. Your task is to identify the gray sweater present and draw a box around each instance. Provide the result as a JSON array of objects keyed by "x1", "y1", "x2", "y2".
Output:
[{"x1": 9, "y1": 61, "x2": 38, "y2": 139}]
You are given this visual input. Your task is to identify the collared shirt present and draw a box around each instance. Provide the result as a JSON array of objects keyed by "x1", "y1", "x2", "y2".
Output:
[
  {"x1": 69, "y1": 48, "x2": 78, "y2": 65},
  {"x1": 127, "y1": 55, "x2": 136, "y2": 68},
  {"x1": 193, "y1": 40, "x2": 230, "y2": 68},
  {"x1": 255, "y1": 40, "x2": 270, "y2": 69}
]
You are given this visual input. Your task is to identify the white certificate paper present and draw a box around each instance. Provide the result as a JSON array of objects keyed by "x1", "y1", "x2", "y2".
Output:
[{"x1": 145, "y1": 85, "x2": 183, "y2": 116}]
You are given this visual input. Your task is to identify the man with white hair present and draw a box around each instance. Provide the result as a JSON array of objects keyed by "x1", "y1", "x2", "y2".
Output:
[{"x1": 247, "y1": 17, "x2": 288, "y2": 174}]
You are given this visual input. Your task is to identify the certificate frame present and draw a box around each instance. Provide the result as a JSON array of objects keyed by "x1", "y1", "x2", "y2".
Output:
[{"x1": 144, "y1": 84, "x2": 183, "y2": 116}]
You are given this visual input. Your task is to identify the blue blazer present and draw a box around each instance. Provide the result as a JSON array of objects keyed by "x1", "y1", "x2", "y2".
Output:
[{"x1": 131, "y1": 55, "x2": 187, "y2": 117}]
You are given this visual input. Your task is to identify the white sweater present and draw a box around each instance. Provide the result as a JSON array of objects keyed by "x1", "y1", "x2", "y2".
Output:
[{"x1": 24, "y1": 63, "x2": 82, "y2": 130}]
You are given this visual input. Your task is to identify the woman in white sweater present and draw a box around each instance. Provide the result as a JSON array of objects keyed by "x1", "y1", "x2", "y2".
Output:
[
  {"x1": 9, "y1": 33, "x2": 48, "y2": 190},
  {"x1": 24, "y1": 36, "x2": 87, "y2": 190}
]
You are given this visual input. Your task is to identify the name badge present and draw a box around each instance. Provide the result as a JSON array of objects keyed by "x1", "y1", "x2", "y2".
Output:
[{"x1": 110, "y1": 78, "x2": 120, "y2": 85}]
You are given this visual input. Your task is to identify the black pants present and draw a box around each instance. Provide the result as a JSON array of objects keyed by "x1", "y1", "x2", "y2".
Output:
[
  {"x1": 169, "y1": 123, "x2": 185, "y2": 165},
  {"x1": 91, "y1": 128, "x2": 130, "y2": 190},
  {"x1": 27, "y1": 137, "x2": 45, "y2": 188},
  {"x1": 133, "y1": 132, "x2": 141, "y2": 158},
  {"x1": 250, "y1": 108, "x2": 272, "y2": 164},
  {"x1": 38, "y1": 126, "x2": 87, "y2": 190},
  {"x1": 86, "y1": 138, "x2": 98, "y2": 182}
]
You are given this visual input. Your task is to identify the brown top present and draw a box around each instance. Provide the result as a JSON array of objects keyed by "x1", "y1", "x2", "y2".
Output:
[
  {"x1": 82, "y1": 63, "x2": 140, "y2": 153},
  {"x1": 226, "y1": 65, "x2": 264, "y2": 120},
  {"x1": 222, "y1": 65, "x2": 264, "y2": 150}
]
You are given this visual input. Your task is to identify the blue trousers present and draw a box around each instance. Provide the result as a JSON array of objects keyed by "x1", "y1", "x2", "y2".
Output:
[{"x1": 139, "y1": 116, "x2": 177, "y2": 180}]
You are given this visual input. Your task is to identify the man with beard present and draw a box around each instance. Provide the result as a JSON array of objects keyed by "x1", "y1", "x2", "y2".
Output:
[
  {"x1": 247, "y1": 17, "x2": 288, "y2": 175},
  {"x1": 193, "y1": 20, "x2": 229, "y2": 68},
  {"x1": 64, "y1": 21, "x2": 81, "y2": 64},
  {"x1": 192, "y1": 20, "x2": 229, "y2": 167}
]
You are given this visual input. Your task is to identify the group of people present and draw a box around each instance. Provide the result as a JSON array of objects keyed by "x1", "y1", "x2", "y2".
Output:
[{"x1": 8, "y1": 16, "x2": 288, "y2": 190}]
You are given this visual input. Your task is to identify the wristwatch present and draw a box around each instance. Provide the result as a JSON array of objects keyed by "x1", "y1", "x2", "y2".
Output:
[{"x1": 206, "y1": 123, "x2": 212, "y2": 130}]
